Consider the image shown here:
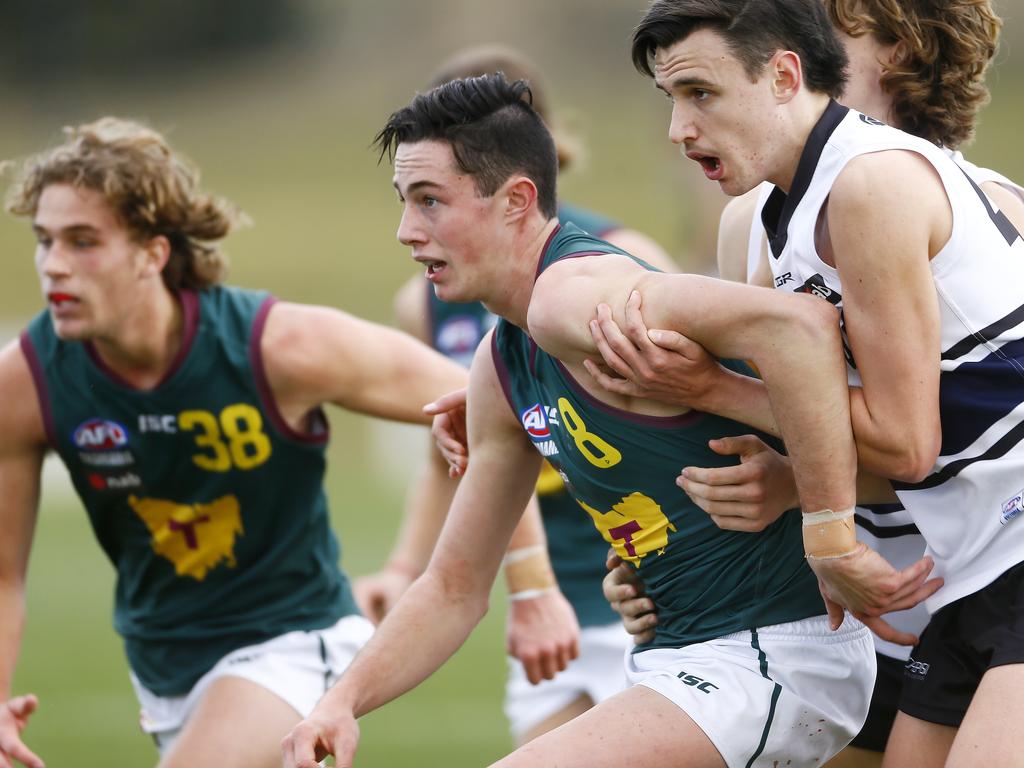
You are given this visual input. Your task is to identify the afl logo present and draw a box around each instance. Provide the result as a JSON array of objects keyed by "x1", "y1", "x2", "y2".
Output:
[
  {"x1": 520, "y1": 404, "x2": 550, "y2": 438},
  {"x1": 437, "y1": 317, "x2": 481, "y2": 357},
  {"x1": 73, "y1": 419, "x2": 129, "y2": 451}
]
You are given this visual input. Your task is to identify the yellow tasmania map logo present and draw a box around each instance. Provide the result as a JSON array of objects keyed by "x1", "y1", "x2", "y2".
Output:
[
  {"x1": 128, "y1": 495, "x2": 244, "y2": 581},
  {"x1": 577, "y1": 492, "x2": 676, "y2": 566}
]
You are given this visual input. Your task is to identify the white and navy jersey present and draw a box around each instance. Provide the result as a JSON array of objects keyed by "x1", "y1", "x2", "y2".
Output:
[
  {"x1": 749, "y1": 183, "x2": 928, "y2": 658},
  {"x1": 761, "y1": 100, "x2": 1024, "y2": 615}
]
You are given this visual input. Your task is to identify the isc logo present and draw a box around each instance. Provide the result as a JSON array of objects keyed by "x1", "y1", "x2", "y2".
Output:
[
  {"x1": 521, "y1": 404, "x2": 550, "y2": 438},
  {"x1": 676, "y1": 670, "x2": 719, "y2": 693},
  {"x1": 73, "y1": 419, "x2": 129, "y2": 451}
]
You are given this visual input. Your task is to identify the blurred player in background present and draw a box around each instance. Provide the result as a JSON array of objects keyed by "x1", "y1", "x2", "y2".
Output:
[
  {"x1": 0, "y1": 118, "x2": 574, "y2": 768},
  {"x1": 354, "y1": 45, "x2": 676, "y2": 745}
]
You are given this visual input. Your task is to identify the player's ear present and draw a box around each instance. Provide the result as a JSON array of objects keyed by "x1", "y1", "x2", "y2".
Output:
[
  {"x1": 770, "y1": 50, "x2": 802, "y2": 104},
  {"x1": 140, "y1": 234, "x2": 171, "y2": 278},
  {"x1": 503, "y1": 176, "x2": 538, "y2": 223}
]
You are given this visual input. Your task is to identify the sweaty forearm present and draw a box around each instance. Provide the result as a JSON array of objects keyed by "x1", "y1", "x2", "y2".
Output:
[{"x1": 318, "y1": 569, "x2": 488, "y2": 719}]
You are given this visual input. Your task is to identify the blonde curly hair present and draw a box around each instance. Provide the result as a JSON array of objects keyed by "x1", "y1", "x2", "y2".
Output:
[
  {"x1": 825, "y1": 0, "x2": 1001, "y2": 148},
  {"x1": 5, "y1": 117, "x2": 246, "y2": 290}
]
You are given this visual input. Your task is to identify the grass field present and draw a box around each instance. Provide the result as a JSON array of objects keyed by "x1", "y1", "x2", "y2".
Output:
[{"x1": 2, "y1": 4, "x2": 1022, "y2": 763}]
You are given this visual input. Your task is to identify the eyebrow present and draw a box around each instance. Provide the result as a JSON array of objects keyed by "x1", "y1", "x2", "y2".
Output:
[
  {"x1": 32, "y1": 222, "x2": 101, "y2": 236},
  {"x1": 655, "y1": 76, "x2": 716, "y2": 93},
  {"x1": 394, "y1": 179, "x2": 442, "y2": 195}
]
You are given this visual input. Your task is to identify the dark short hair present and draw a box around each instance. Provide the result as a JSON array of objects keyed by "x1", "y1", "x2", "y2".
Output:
[
  {"x1": 374, "y1": 73, "x2": 558, "y2": 219},
  {"x1": 632, "y1": 0, "x2": 848, "y2": 98}
]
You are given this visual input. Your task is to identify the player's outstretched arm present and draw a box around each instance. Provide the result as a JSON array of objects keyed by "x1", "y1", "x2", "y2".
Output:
[
  {"x1": 0, "y1": 341, "x2": 48, "y2": 768},
  {"x1": 260, "y1": 301, "x2": 468, "y2": 428},
  {"x1": 281, "y1": 334, "x2": 549, "y2": 768}
]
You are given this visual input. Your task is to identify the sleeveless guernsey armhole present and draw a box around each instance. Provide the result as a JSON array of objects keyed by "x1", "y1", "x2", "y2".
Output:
[
  {"x1": 18, "y1": 332, "x2": 59, "y2": 449},
  {"x1": 490, "y1": 330, "x2": 520, "y2": 420},
  {"x1": 533, "y1": 224, "x2": 563, "y2": 282},
  {"x1": 249, "y1": 295, "x2": 329, "y2": 446}
]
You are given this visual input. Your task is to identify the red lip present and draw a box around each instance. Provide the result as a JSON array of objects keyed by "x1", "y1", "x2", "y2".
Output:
[{"x1": 48, "y1": 292, "x2": 77, "y2": 304}]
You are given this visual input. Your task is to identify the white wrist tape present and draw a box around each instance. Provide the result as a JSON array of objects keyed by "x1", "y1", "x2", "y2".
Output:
[
  {"x1": 502, "y1": 545, "x2": 546, "y2": 567},
  {"x1": 503, "y1": 545, "x2": 556, "y2": 593},
  {"x1": 802, "y1": 508, "x2": 855, "y2": 525},
  {"x1": 508, "y1": 587, "x2": 558, "y2": 602}
]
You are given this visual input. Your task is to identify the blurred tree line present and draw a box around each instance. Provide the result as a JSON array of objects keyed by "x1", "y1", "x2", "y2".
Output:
[{"x1": 0, "y1": 0, "x2": 309, "y2": 82}]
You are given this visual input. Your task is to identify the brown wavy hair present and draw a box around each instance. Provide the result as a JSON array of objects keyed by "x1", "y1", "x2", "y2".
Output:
[
  {"x1": 825, "y1": 0, "x2": 1001, "y2": 147},
  {"x1": 5, "y1": 117, "x2": 246, "y2": 290}
]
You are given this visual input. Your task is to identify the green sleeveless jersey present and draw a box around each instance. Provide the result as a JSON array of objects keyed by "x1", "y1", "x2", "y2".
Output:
[
  {"x1": 425, "y1": 204, "x2": 620, "y2": 626},
  {"x1": 21, "y1": 286, "x2": 357, "y2": 695},
  {"x1": 492, "y1": 223, "x2": 824, "y2": 651}
]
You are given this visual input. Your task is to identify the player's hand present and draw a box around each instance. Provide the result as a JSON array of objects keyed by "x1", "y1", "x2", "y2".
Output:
[
  {"x1": 506, "y1": 589, "x2": 580, "y2": 685},
  {"x1": 809, "y1": 543, "x2": 943, "y2": 632},
  {"x1": 353, "y1": 566, "x2": 416, "y2": 625},
  {"x1": 424, "y1": 388, "x2": 468, "y2": 477},
  {"x1": 603, "y1": 550, "x2": 657, "y2": 644},
  {"x1": 281, "y1": 706, "x2": 359, "y2": 768},
  {"x1": 582, "y1": 290, "x2": 723, "y2": 409},
  {"x1": 678, "y1": 435, "x2": 798, "y2": 533},
  {"x1": 0, "y1": 694, "x2": 44, "y2": 768}
]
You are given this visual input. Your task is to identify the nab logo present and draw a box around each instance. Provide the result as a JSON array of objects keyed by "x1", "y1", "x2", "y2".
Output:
[
  {"x1": 521, "y1": 404, "x2": 551, "y2": 438},
  {"x1": 73, "y1": 419, "x2": 129, "y2": 451}
]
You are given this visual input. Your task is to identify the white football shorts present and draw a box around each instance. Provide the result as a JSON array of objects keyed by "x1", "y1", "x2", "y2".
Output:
[
  {"x1": 130, "y1": 614, "x2": 374, "y2": 753},
  {"x1": 625, "y1": 614, "x2": 875, "y2": 767}
]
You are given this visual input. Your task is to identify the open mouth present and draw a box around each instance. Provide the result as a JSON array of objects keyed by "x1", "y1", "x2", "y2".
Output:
[
  {"x1": 48, "y1": 292, "x2": 78, "y2": 306},
  {"x1": 419, "y1": 259, "x2": 448, "y2": 279},
  {"x1": 687, "y1": 151, "x2": 724, "y2": 181}
]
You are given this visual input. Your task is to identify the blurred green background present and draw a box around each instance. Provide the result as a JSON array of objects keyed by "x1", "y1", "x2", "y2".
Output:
[{"x1": 1, "y1": 1, "x2": 1022, "y2": 765}]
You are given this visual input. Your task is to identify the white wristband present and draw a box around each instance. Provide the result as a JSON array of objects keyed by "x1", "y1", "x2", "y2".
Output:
[{"x1": 508, "y1": 586, "x2": 557, "y2": 602}]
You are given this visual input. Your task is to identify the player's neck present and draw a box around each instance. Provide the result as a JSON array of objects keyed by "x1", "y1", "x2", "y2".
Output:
[
  {"x1": 90, "y1": 285, "x2": 185, "y2": 389},
  {"x1": 482, "y1": 217, "x2": 559, "y2": 330},
  {"x1": 768, "y1": 93, "x2": 834, "y2": 193}
]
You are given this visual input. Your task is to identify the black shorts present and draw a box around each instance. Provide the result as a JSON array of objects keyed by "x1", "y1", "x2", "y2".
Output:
[
  {"x1": 849, "y1": 652, "x2": 903, "y2": 752},
  {"x1": 899, "y1": 559, "x2": 1024, "y2": 727}
]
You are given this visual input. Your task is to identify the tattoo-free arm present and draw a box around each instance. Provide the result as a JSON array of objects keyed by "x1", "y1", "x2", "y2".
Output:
[
  {"x1": 282, "y1": 336, "x2": 546, "y2": 767},
  {"x1": 0, "y1": 342, "x2": 47, "y2": 768}
]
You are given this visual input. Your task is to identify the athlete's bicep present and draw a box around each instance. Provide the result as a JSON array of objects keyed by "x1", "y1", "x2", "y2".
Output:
[
  {"x1": 262, "y1": 302, "x2": 467, "y2": 425},
  {"x1": 829, "y1": 152, "x2": 944, "y2": 477},
  {"x1": 426, "y1": 335, "x2": 541, "y2": 590}
]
